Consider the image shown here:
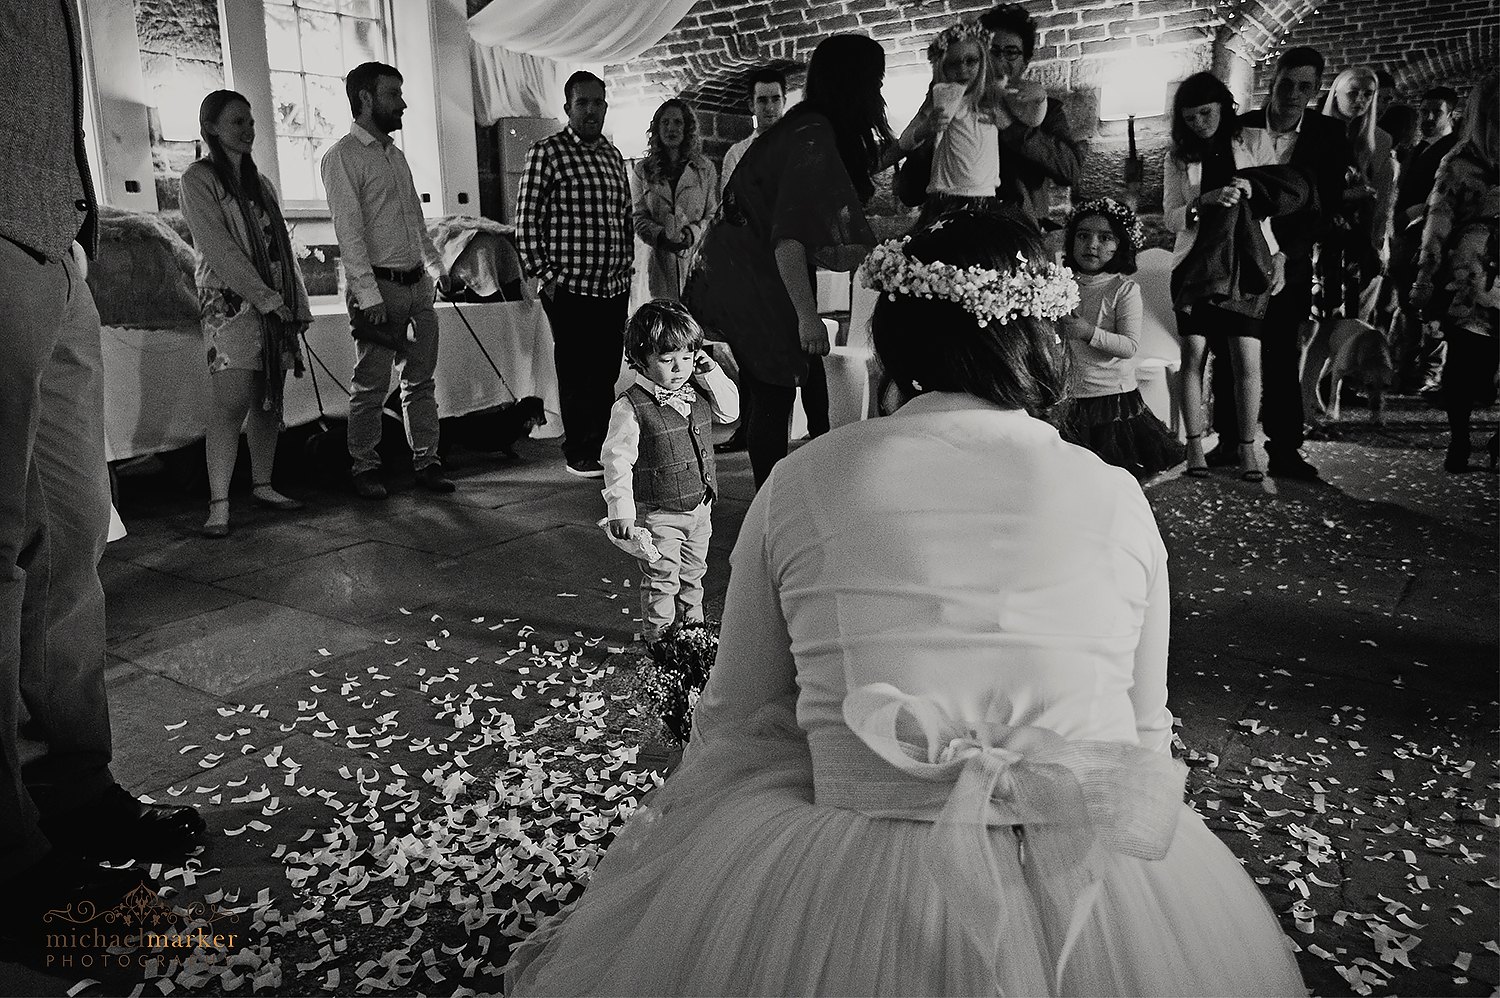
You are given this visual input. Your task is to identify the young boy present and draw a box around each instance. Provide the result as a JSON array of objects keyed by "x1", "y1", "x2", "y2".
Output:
[{"x1": 601, "y1": 300, "x2": 739, "y2": 642}]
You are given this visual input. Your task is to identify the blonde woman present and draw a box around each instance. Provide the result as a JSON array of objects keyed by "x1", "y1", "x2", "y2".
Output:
[
  {"x1": 632, "y1": 98, "x2": 718, "y2": 300},
  {"x1": 180, "y1": 90, "x2": 312, "y2": 537},
  {"x1": 1319, "y1": 66, "x2": 1398, "y2": 320}
]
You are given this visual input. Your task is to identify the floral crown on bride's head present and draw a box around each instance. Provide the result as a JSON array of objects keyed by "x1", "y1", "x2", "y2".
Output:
[{"x1": 858, "y1": 232, "x2": 1079, "y2": 329}]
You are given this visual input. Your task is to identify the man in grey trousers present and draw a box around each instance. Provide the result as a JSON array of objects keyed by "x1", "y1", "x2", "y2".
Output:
[{"x1": 0, "y1": 3, "x2": 204, "y2": 968}]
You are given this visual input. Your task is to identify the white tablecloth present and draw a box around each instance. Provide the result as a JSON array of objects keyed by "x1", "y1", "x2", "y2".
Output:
[{"x1": 101, "y1": 300, "x2": 562, "y2": 462}]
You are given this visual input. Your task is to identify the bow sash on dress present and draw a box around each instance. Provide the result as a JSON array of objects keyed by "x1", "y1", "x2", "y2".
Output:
[{"x1": 835, "y1": 683, "x2": 1188, "y2": 993}]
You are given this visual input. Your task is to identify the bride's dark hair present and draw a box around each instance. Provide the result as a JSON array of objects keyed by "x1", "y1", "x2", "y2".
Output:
[{"x1": 870, "y1": 209, "x2": 1067, "y2": 418}]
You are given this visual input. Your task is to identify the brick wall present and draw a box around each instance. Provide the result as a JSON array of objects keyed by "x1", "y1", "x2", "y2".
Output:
[
  {"x1": 1239, "y1": 0, "x2": 1497, "y2": 102},
  {"x1": 596, "y1": 0, "x2": 1226, "y2": 217},
  {"x1": 602, "y1": 0, "x2": 1225, "y2": 117}
]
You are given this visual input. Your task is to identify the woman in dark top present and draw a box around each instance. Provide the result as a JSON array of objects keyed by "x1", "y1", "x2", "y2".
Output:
[
  {"x1": 686, "y1": 34, "x2": 894, "y2": 487},
  {"x1": 1163, "y1": 72, "x2": 1269, "y2": 480}
]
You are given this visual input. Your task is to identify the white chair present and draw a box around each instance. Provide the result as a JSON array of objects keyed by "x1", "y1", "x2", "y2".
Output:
[
  {"x1": 1132, "y1": 247, "x2": 1184, "y2": 436},
  {"x1": 792, "y1": 318, "x2": 880, "y2": 437}
]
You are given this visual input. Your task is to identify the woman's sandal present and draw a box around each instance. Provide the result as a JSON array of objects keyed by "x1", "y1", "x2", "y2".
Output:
[
  {"x1": 251, "y1": 483, "x2": 304, "y2": 512},
  {"x1": 1184, "y1": 433, "x2": 1211, "y2": 479},
  {"x1": 202, "y1": 498, "x2": 230, "y2": 538},
  {"x1": 1238, "y1": 440, "x2": 1265, "y2": 483}
]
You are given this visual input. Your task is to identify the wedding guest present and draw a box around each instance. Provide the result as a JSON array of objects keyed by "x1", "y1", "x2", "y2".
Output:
[
  {"x1": 181, "y1": 90, "x2": 313, "y2": 537},
  {"x1": 684, "y1": 35, "x2": 890, "y2": 487},
  {"x1": 602, "y1": 300, "x2": 738, "y2": 641},
  {"x1": 715, "y1": 68, "x2": 788, "y2": 457},
  {"x1": 895, "y1": 2, "x2": 1084, "y2": 226},
  {"x1": 1393, "y1": 85, "x2": 1462, "y2": 394},
  {"x1": 1058, "y1": 197, "x2": 1186, "y2": 480},
  {"x1": 720, "y1": 68, "x2": 786, "y2": 196},
  {"x1": 322, "y1": 61, "x2": 453, "y2": 499},
  {"x1": 894, "y1": 18, "x2": 1012, "y2": 228},
  {"x1": 1208, "y1": 46, "x2": 1355, "y2": 479},
  {"x1": 1, "y1": 4, "x2": 204, "y2": 969},
  {"x1": 633, "y1": 98, "x2": 718, "y2": 301},
  {"x1": 1316, "y1": 66, "x2": 1397, "y2": 323},
  {"x1": 517, "y1": 71, "x2": 633, "y2": 479},
  {"x1": 1410, "y1": 72, "x2": 1499, "y2": 473},
  {"x1": 1165, "y1": 72, "x2": 1270, "y2": 480}
]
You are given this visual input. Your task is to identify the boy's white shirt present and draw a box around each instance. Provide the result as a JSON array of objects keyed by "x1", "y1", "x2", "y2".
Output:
[{"x1": 601, "y1": 362, "x2": 740, "y2": 522}]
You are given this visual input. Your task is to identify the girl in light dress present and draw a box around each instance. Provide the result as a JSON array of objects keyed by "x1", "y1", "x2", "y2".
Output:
[
  {"x1": 1058, "y1": 197, "x2": 1188, "y2": 480},
  {"x1": 897, "y1": 18, "x2": 1039, "y2": 227},
  {"x1": 505, "y1": 209, "x2": 1305, "y2": 997}
]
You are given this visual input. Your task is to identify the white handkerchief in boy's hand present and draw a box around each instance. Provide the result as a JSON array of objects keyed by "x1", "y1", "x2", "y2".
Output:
[{"x1": 597, "y1": 518, "x2": 663, "y2": 563}]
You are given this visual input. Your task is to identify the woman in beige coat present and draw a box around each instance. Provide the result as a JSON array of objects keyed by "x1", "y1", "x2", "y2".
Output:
[{"x1": 633, "y1": 99, "x2": 718, "y2": 301}]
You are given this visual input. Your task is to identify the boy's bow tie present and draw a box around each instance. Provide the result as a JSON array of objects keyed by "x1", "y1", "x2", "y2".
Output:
[{"x1": 654, "y1": 385, "x2": 697, "y2": 406}]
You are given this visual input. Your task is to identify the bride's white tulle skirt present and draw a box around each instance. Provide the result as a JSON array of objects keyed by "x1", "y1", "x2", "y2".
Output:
[{"x1": 507, "y1": 707, "x2": 1306, "y2": 997}]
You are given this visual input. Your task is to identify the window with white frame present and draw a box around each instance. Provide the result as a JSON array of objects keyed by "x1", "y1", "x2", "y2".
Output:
[{"x1": 263, "y1": 0, "x2": 391, "y2": 203}]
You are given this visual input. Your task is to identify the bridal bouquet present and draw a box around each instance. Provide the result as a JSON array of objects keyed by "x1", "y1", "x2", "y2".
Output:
[{"x1": 635, "y1": 622, "x2": 718, "y2": 746}]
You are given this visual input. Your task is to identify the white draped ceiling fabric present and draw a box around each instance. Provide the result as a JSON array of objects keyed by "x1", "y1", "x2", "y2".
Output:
[{"x1": 468, "y1": 0, "x2": 699, "y2": 125}]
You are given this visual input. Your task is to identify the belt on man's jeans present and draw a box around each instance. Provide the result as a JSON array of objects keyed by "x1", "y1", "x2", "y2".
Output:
[{"x1": 372, "y1": 266, "x2": 424, "y2": 285}]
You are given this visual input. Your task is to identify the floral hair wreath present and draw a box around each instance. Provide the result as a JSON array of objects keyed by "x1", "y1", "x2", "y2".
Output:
[
  {"x1": 1067, "y1": 196, "x2": 1145, "y2": 249},
  {"x1": 858, "y1": 232, "x2": 1080, "y2": 329},
  {"x1": 932, "y1": 19, "x2": 992, "y2": 56}
]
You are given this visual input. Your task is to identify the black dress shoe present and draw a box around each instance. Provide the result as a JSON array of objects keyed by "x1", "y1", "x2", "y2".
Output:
[
  {"x1": 41, "y1": 784, "x2": 205, "y2": 863},
  {"x1": 1204, "y1": 441, "x2": 1237, "y2": 467},
  {"x1": 0, "y1": 851, "x2": 156, "y2": 980},
  {"x1": 1266, "y1": 449, "x2": 1320, "y2": 480},
  {"x1": 352, "y1": 470, "x2": 388, "y2": 499},
  {"x1": 1445, "y1": 441, "x2": 1473, "y2": 473},
  {"x1": 416, "y1": 464, "x2": 456, "y2": 493}
]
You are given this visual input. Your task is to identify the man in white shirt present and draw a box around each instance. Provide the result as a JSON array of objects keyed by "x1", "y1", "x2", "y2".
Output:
[
  {"x1": 1208, "y1": 45, "x2": 1354, "y2": 480},
  {"x1": 322, "y1": 61, "x2": 451, "y2": 500},
  {"x1": 719, "y1": 68, "x2": 786, "y2": 197}
]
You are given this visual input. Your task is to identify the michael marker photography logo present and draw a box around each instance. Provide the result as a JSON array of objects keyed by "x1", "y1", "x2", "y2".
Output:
[{"x1": 41, "y1": 880, "x2": 240, "y2": 973}]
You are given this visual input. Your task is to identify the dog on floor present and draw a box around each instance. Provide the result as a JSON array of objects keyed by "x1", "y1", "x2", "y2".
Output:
[
  {"x1": 1302, "y1": 317, "x2": 1396, "y2": 425},
  {"x1": 442, "y1": 396, "x2": 548, "y2": 459}
]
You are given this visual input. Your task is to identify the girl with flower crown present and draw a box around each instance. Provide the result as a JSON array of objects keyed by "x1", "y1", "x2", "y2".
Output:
[
  {"x1": 506, "y1": 211, "x2": 1305, "y2": 998},
  {"x1": 1057, "y1": 198, "x2": 1187, "y2": 480},
  {"x1": 896, "y1": 19, "x2": 1026, "y2": 227}
]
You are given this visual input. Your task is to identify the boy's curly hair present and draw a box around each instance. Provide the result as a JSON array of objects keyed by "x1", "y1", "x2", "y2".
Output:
[{"x1": 624, "y1": 299, "x2": 705, "y2": 369}]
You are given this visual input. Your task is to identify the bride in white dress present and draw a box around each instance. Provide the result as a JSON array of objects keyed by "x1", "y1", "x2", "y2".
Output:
[{"x1": 507, "y1": 210, "x2": 1307, "y2": 997}]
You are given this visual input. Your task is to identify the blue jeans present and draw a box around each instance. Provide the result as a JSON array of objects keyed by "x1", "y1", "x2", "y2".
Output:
[
  {"x1": 0, "y1": 238, "x2": 116, "y2": 879},
  {"x1": 347, "y1": 273, "x2": 442, "y2": 474}
]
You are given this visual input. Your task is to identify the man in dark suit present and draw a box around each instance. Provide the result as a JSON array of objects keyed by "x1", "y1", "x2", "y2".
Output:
[
  {"x1": 1209, "y1": 46, "x2": 1356, "y2": 479},
  {"x1": 1391, "y1": 86, "x2": 1461, "y2": 393}
]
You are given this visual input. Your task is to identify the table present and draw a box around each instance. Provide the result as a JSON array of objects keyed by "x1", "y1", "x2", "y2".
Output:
[{"x1": 101, "y1": 300, "x2": 562, "y2": 463}]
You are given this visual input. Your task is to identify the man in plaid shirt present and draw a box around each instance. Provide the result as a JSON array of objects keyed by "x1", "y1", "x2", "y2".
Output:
[{"x1": 517, "y1": 71, "x2": 633, "y2": 478}]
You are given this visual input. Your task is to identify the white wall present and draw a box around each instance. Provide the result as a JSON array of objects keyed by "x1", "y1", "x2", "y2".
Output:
[{"x1": 79, "y1": 0, "x2": 158, "y2": 211}]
